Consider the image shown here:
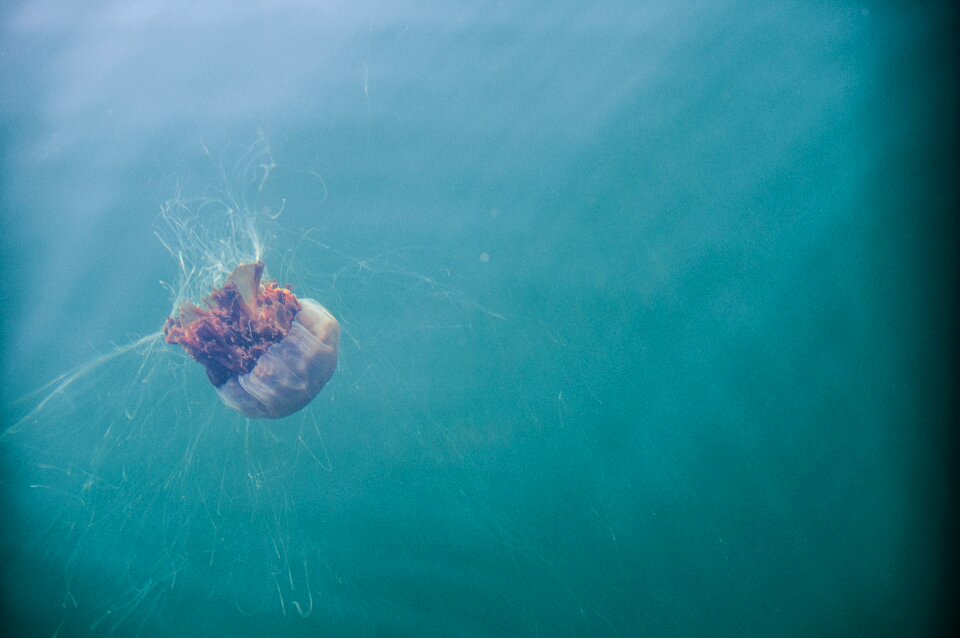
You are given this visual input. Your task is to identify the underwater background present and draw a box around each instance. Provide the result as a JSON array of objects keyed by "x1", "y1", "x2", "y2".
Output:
[{"x1": 1, "y1": 1, "x2": 956, "y2": 636}]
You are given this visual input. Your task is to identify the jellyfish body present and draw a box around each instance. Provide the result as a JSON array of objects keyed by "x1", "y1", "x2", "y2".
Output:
[
  {"x1": 164, "y1": 262, "x2": 340, "y2": 419},
  {"x1": 216, "y1": 299, "x2": 339, "y2": 418}
]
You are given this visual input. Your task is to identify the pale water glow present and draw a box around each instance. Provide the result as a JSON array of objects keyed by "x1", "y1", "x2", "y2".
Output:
[{"x1": 1, "y1": 1, "x2": 956, "y2": 636}]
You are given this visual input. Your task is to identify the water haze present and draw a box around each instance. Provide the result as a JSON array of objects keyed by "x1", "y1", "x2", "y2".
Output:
[{"x1": 1, "y1": 1, "x2": 957, "y2": 636}]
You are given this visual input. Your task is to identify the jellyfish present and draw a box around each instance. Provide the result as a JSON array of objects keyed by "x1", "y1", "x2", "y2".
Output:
[
  {"x1": 1, "y1": 137, "x2": 532, "y2": 635},
  {"x1": 163, "y1": 260, "x2": 340, "y2": 419}
]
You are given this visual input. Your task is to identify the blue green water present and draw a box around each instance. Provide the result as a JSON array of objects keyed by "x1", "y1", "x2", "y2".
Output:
[{"x1": 1, "y1": 1, "x2": 956, "y2": 636}]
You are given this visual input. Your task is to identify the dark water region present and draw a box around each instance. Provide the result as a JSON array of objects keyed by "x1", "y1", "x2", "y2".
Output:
[{"x1": 1, "y1": 1, "x2": 957, "y2": 636}]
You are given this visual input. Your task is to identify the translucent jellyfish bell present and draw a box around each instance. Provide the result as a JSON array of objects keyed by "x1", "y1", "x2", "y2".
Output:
[{"x1": 164, "y1": 261, "x2": 340, "y2": 418}]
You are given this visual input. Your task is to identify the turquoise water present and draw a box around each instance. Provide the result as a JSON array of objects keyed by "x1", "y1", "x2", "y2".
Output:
[{"x1": 1, "y1": 1, "x2": 956, "y2": 636}]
